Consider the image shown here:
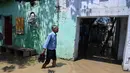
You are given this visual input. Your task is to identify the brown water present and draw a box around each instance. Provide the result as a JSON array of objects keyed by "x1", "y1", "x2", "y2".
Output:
[{"x1": 0, "y1": 59, "x2": 129, "y2": 73}]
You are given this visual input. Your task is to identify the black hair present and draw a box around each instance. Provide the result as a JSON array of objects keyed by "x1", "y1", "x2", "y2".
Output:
[
  {"x1": 30, "y1": 12, "x2": 35, "y2": 16},
  {"x1": 51, "y1": 25, "x2": 58, "y2": 30}
]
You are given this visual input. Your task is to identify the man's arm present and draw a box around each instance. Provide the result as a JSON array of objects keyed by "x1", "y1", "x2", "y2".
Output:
[{"x1": 43, "y1": 34, "x2": 51, "y2": 51}]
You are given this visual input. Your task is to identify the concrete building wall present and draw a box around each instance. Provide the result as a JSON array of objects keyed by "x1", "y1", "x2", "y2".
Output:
[
  {"x1": 61, "y1": 0, "x2": 130, "y2": 60},
  {"x1": 0, "y1": 0, "x2": 75, "y2": 59},
  {"x1": 0, "y1": 0, "x2": 129, "y2": 60},
  {"x1": 0, "y1": 0, "x2": 58, "y2": 55}
]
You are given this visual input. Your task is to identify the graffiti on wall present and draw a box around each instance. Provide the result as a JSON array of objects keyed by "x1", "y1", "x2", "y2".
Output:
[
  {"x1": 66, "y1": 0, "x2": 95, "y2": 21},
  {"x1": 126, "y1": 0, "x2": 130, "y2": 8}
]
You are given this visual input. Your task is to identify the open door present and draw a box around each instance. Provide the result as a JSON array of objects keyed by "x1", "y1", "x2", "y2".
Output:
[
  {"x1": 74, "y1": 16, "x2": 128, "y2": 65},
  {"x1": 123, "y1": 15, "x2": 130, "y2": 71},
  {"x1": 73, "y1": 18, "x2": 80, "y2": 60},
  {"x1": 3, "y1": 16, "x2": 12, "y2": 45}
]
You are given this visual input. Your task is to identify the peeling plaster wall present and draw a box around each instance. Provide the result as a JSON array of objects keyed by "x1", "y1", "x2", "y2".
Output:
[
  {"x1": 59, "y1": 0, "x2": 130, "y2": 59},
  {"x1": 0, "y1": 0, "x2": 129, "y2": 60},
  {"x1": 0, "y1": 0, "x2": 57, "y2": 54}
]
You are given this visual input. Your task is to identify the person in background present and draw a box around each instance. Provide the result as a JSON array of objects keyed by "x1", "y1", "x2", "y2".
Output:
[{"x1": 42, "y1": 25, "x2": 59, "y2": 69}]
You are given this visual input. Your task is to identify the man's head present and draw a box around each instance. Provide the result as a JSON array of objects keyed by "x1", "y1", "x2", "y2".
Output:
[{"x1": 52, "y1": 25, "x2": 59, "y2": 33}]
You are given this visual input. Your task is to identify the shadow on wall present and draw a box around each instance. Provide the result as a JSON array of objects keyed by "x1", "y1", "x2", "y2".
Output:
[
  {"x1": 38, "y1": 0, "x2": 56, "y2": 37},
  {"x1": 126, "y1": 0, "x2": 130, "y2": 8},
  {"x1": 12, "y1": 0, "x2": 56, "y2": 54},
  {"x1": 66, "y1": 0, "x2": 94, "y2": 21},
  {"x1": 37, "y1": 0, "x2": 56, "y2": 53}
]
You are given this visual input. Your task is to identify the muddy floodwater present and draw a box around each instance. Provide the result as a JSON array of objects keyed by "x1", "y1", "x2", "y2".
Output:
[{"x1": 0, "y1": 59, "x2": 129, "y2": 73}]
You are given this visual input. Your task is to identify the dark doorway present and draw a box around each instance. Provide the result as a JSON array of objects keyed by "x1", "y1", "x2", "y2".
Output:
[
  {"x1": 77, "y1": 17, "x2": 124, "y2": 64},
  {"x1": 3, "y1": 16, "x2": 12, "y2": 45},
  {"x1": 78, "y1": 18, "x2": 96, "y2": 59}
]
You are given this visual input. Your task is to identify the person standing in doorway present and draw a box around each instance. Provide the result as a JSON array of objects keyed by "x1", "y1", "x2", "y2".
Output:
[{"x1": 42, "y1": 25, "x2": 59, "y2": 69}]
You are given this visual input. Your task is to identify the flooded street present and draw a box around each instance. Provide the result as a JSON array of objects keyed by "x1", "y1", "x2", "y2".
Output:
[{"x1": 0, "y1": 59, "x2": 129, "y2": 73}]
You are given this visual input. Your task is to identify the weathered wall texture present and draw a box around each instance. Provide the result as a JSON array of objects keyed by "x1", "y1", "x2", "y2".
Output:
[
  {"x1": 0, "y1": 0, "x2": 75, "y2": 59},
  {"x1": 0, "y1": 0, "x2": 130, "y2": 59},
  {"x1": 0, "y1": 17, "x2": 3, "y2": 45},
  {"x1": 0, "y1": 0, "x2": 57, "y2": 54}
]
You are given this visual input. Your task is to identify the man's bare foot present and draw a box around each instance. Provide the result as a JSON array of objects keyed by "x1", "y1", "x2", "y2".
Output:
[
  {"x1": 41, "y1": 66, "x2": 46, "y2": 69},
  {"x1": 41, "y1": 65, "x2": 46, "y2": 69},
  {"x1": 52, "y1": 65, "x2": 56, "y2": 67}
]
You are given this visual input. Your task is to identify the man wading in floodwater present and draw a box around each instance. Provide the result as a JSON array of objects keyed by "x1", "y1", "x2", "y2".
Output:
[{"x1": 42, "y1": 25, "x2": 59, "y2": 69}]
